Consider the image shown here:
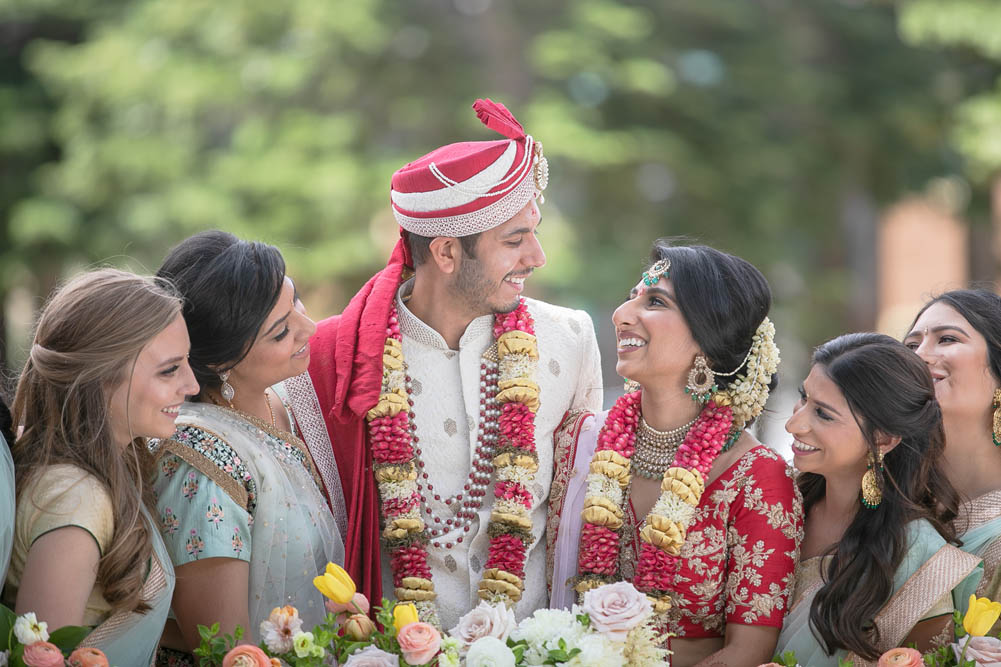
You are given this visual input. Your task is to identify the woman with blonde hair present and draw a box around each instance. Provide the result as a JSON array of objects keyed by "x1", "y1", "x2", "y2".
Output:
[{"x1": 3, "y1": 269, "x2": 199, "y2": 665}]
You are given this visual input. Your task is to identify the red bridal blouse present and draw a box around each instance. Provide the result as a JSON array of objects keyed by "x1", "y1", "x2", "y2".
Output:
[{"x1": 620, "y1": 445, "x2": 803, "y2": 636}]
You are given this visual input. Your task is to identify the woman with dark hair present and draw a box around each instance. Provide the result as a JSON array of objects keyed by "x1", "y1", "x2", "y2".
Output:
[
  {"x1": 4, "y1": 269, "x2": 199, "y2": 664},
  {"x1": 776, "y1": 333, "x2": 979, "y2": 664},
  {"x1": 904, "y1": 289, "x2": 1001, "y2": 606},
  {"x1": 1, "y1": 391, "x2": 14, "y2": 586},
  {"x1": 152, "y1": 231, "x2": 345, "y2": 658},
  {"x1": 550, "y1": 242, "x2": 801, "y2": 666}
]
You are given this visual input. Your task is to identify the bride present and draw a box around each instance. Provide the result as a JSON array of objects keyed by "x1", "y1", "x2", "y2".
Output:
[{"x1": 549, "y1": 241, "x2": 801, "y2": 667}]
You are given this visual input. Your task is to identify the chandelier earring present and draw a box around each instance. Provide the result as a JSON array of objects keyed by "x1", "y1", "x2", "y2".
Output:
[
  {"x1": 993, "y1": 388, "x2": 1001, "y2": 448},
  {"x1": 219, "y1": 370, "x2": 235, "y2": 405},
  {"x1": 861, "y1": 448, "x2": 884, "y2": 509},
  {"x1": 685, "y1": 354, "x2": 717, "y2": 403}
]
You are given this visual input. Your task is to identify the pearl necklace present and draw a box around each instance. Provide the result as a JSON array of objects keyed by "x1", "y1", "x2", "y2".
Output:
[{"x1": 408, "y1": 350, "x2": 501, "y2": 548}]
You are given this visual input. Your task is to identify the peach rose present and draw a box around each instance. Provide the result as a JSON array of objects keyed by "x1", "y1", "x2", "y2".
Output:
[
  {"x1": 22, "y1": 642, "x2": 64, "y2": 667},
  {"x1": 222, "y1": 644, "x2": 272, "y2": 667},
  {"x1": 397, "y1": 621, "x2": 442, "y2": 665},
  {"x1": 954, "y1": 635, "x2": 1001, "y2": 665},
  {"x1": 878, "y1": 647, "x2": 923, "y2": 667},
  {"x1": 68, "y1": 647, "x2": 110, "y2": 667}
]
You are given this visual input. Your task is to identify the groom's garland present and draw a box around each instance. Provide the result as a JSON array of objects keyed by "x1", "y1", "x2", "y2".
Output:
[
  {"x1": 367, "y1": 297, "x2": 540, "y2": 626},
  {"x1": 576, "y1": 318, "x2": 779, "y2": 613}
]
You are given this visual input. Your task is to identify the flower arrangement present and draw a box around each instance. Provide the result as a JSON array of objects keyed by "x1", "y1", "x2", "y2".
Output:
[
  {"x1": 762, "y1": 594, "x2": 1001, "y2": 667},
  {"x1": 0, "y1": 606, "x2": 105, "y2": 667},
  {"x1": 196, "y1": 564, "x2": 667, "y2": 666}
]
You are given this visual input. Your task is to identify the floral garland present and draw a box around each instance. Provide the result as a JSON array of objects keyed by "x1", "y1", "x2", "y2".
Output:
[
  {"x1": 576, "y1": 318, "x2": 779, "y2": 613},
  {"x1": 367, "y1": 297, "x2": 541, "y2": 626}
]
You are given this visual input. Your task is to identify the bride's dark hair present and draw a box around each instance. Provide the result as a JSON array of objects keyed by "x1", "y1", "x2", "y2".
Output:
[{"x1": 800, "y1": 332, "x2": 959, "y2": 659}]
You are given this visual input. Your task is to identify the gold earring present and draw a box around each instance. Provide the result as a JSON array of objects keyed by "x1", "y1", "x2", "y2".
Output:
[
  {"x1": 685, "y1": 354, "x2": 717, "y2": 403},
  {"x1": 993, "y1": 388, "x2": 1001, "y2": 448},
  {"x1": 861, "y1": 449, "x2": 883, "y2": 509}
]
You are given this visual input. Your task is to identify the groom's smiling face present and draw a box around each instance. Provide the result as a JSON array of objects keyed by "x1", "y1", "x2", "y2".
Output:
[{"x1": 450, "y1": 199, "x2": 546, "y2": 316}]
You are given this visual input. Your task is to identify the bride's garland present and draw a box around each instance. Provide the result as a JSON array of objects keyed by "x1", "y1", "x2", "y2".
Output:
[
  {"x1": 367, "y1": 297, "x2": 540, "y2": 626},
  {"x1": 576, "y1": 318, "x2": 779, "y2": 613}
]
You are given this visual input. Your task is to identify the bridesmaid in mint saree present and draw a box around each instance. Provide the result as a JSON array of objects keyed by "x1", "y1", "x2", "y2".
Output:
[
  {"x1": 776, "y1": 333, "x2": 980, "y2": 666},
  {"x1": 905, "y1": 290, "x2": 1001, "y2": 608}
]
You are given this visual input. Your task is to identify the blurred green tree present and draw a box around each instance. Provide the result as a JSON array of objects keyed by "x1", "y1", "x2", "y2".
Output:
[{"x1": 0, "y1": 0, "x2": 986, "y2": 372}]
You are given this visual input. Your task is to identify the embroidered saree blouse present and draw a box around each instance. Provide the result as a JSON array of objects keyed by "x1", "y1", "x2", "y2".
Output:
[
  {"x1": 152, "y1": 401, "x2": 344, "y2": 630},
  {"x1": 550, "y1": 411, "x2": 803, "y2": 637}
]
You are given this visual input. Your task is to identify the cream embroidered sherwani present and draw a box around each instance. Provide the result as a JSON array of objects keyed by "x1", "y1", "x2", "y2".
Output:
[{"x1": 386, "y1": 283, "x2": 602, "y2": 628}]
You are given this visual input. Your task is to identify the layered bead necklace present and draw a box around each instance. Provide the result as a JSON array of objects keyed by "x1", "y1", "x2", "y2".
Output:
[
  {"x1": 368, "y1": 298, "x2": 540, "y2": 626},
  {"x1": 631, "y1": 415, "x2": 697, "y2": 480},
  {"x1": 576, "y1": 390, "x2": 735, "y2": 613}
]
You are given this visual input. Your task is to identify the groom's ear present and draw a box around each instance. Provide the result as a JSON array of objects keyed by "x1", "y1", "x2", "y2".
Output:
[{"x1": 428, "y1": 237, "x2": 461, "y2": 275}]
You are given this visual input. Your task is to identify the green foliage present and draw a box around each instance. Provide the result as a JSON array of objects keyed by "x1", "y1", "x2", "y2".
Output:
[
  {"x1": 0, "y1": 0, "x2": 993, "y2": 367},
  {"x1": 899, "y1": 0, "x2": 1001, "y2": 182}
]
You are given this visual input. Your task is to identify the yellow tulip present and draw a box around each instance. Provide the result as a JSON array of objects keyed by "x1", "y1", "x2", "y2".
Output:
[
  {"x1": 313, "y1": 562, "x2": 355, "y2": 604},
  {"x1": 393, "y1": 602, "x2": 419, "y2": 633},
  {"x1": 964, "y1": 594, "x2": 1001, "y2": 637}
]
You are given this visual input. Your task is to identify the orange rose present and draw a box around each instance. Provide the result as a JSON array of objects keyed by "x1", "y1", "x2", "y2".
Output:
[
  {"x1": 22, "y1": 642, "x2": 64, "y2": 667},
  {"x1": 877, "y1": 647, "x2": 923, "y2": 667},
  {"x1": 68, "y1": 647, "x2": 110, "y2": 667},
  {"x1": 222, "y1": 645, "x2": 272, "y2": 667}
]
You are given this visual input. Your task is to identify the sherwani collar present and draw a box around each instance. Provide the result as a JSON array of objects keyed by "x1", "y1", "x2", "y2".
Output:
[{"x1": 395, "y1": 278, "x2": 495, "y2": 351}]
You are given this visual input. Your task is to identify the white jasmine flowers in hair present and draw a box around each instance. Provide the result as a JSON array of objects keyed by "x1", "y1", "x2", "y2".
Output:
[{"x1": 13, "y1": 612, "x2": 49, "y2": 644}]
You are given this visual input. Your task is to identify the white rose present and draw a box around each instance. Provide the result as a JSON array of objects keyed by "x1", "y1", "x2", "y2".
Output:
[
  {"x1": 566, "y1": 633, "x2": 624, "y2": 666},
  {"x1": 13, "y1": 612, "x2": 49, "y2": 644},
  {"x1": 450, "y1": 601, "x2": 517, "y2": 652},
  {"x1": 466, "y1": 636, "x2": 516, "y2": 667}
]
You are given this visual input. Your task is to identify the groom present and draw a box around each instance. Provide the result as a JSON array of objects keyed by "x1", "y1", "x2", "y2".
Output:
[{"x1": 286, "y1": 99, "x2": 602, "y2": 628}]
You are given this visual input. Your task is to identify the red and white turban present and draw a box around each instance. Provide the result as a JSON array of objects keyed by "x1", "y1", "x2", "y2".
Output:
[{"x1": 390, "y1": 99, "x2": 548, "y2": 238}]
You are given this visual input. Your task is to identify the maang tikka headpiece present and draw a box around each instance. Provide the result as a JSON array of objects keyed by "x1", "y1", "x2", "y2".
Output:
[{"x1": 642, "y1": 259, "x2": 671, "y2": 287}]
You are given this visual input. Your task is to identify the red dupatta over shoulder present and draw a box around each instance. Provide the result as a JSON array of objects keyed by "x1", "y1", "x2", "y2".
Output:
[{"x1": 307, "y1": 238, "x2": 410, "y2": 605}]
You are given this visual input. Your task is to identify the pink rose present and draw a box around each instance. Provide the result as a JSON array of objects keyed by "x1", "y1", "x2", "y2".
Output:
[
  {"x1": 450, "y1": 601, "x2": 517, "y2": 651},
  {"x1": 327, "y1": 591, "x2": 371, "y2": 618},
  {"x1": 954, "y1": 635, "x2": 1001, "y2": 665},
  {"x1": 222, "y1": 645, "x2": 272, "y2": 667},
  {"x1": 397, "y1": 621, "x2": 442, "y2": 665},
  {"x1": 22, "y1": 642, "x2": 64, "y2": 667},
  {"x1": 343, "y1": 645, "x2": 400, "y2": 667},
  {"x1": 581, "y1": 581, "x2": 653, "y2": 641},
  {"x1": 68, "y1": 647, "x2": 110, "y2": 667},
  {"x1": 756, "y1": 664, "x2": 785, "y2": 667},
  {"x1": 878, "y1": 647, "x2": 923, "y2": 667}
]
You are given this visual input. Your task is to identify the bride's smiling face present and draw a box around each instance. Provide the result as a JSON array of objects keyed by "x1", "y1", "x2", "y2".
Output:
[{"x1": 612, "y1": 276, "x2": 702, "y2": 391}]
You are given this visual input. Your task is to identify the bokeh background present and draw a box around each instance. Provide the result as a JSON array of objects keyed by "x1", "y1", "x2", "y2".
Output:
[{"x1": 2, "y1": 0, "x2": 1000, "y2": 454}]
